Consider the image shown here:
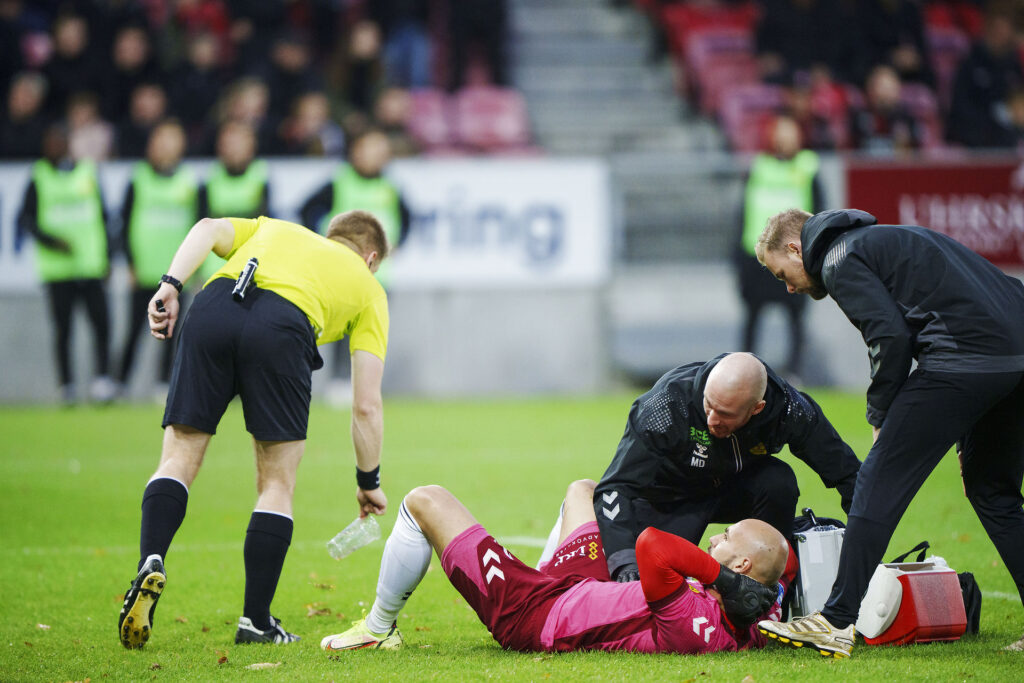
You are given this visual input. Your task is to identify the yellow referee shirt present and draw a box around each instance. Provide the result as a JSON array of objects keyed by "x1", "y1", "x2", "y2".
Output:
[{"x1": 207, "y1": 216, "x2": 388, "y2": 360}]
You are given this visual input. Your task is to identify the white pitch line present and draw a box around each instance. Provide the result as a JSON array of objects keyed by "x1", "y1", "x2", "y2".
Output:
[
  {"x1": 4, "y1": 540, "x2": 326, "y2": 557},
  {"x1": 3, "y1": 536, "x2": 551, "y2": 557},
  {"x1": 497, "y1": 536, "x2": 548, "y2": 549},
  {"x1": 984, "y1": 591, "x2": 1019, "y2": 602}
]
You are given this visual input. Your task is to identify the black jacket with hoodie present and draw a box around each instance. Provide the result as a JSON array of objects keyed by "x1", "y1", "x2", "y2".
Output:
[
  {"x1": 594, "y1": 354, "x2": 861, "y2": 577},
  {"x1": 801, "y1": 210, "x2": 1024, "y2": 427}
]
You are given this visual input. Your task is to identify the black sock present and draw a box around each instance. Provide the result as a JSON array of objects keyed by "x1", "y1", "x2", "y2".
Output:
[
  {"x1": 138, "y1": 477, "x2": 189, "y2": 571},
  {"x1": 243, "y1": 511, "x2": 293, "y2": 631}
]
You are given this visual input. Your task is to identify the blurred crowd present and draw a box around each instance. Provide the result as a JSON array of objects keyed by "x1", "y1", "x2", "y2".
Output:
[
  {"x1": 638, "y1": 0, "x2": 1024, "y2": 154},
  {"x1": 0, "y1": 0, "x2": 510, "y2": 161}
]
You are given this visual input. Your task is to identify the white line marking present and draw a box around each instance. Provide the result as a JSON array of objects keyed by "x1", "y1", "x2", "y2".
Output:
[
  {"x1": 497, "y1": 536, "x2": 548, "y2": 548},
  {"x1": 4, "y1": 536, "x2": 554, "y2": 557}
]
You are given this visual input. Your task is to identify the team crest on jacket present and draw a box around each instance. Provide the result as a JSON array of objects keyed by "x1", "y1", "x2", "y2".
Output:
[
  {"x1": 750, "y1": 442, "x2": 767, "y2": 455},
  {"x1": 690, "y1": 442, "x2": 709, "y2": 468}
]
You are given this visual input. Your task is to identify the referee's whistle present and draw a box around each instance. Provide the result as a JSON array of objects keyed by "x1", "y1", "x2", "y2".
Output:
[{"x1": 232, "y1": 257, "x2": 259, "y2": 302}]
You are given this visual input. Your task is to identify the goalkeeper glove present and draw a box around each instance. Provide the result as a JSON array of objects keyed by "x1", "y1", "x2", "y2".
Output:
[
  {"x1": 708, "y1": 566, "x2": 777, "y2": 628},
  {"x1": 613, "y1": 564, "x2": 640, "y2": 583}
]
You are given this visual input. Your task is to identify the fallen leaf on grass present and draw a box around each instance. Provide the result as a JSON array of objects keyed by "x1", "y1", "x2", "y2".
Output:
[
  {"x1": 245, "y1": 662, "x2": 282, "y2": 671},
  {"x1": 218, "y1": 656, "x2": 228, "y2": 665},
  {"x1": 742, "y1": 676, "x2": 756, "y2": 683},
  {"x1": 313, "y1": 583, "x2": 335, "y2": 591},
  {"x1": 415, "y1": 626, "x2": 431, "y2": 632},
  {"x1": 306, "y1": 603, "x2": 332, "y2": 617},
  {"x1": 175, "y1": 616, "x2": 188, "y2": 623},
  {"x1": 150, "y1": 664, "x2": 161, "y2": 671},
  {"x1": 37, "y1": 624, "x2": 50, "y2": 630},
  {"x1": 418, "y1": 645, "x2": 432, "y2": 649},
  {"x1": 335, "y1": 612, "x2": 346, "y2": 620},
  {"x1": 201, "y1": 624, "x2": 210, "y2": 633},
  {"x1": 23, "y1": 642, "x2": 32, "y2": 647}
]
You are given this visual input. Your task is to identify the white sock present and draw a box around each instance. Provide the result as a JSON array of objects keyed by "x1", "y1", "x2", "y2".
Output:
[
  {"x1": 536, "y1": 501, "x2": 565, "y2": 569},
  {"x1": 365, "y1": 500, "x2": 432, "y2": 634}
]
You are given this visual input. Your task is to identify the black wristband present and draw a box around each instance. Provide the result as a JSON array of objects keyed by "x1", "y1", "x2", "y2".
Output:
[
  {"x1": 356, "y1": 465, "x2": 380, "y2": 490},
  {"x1": 160, "y1": 274, "x2": 183, "y2": 293}
]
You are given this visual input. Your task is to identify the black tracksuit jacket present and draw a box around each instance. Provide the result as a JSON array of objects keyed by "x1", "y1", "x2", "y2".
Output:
[
  {"x1": 594, "y1": 355, "x2": 861, "y2": 576},
  {"x1": 801, "y1": 209, "x2": 1024, "y2": 426}
]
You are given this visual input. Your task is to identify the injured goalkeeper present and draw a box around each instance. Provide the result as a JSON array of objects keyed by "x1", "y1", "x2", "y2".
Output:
[{"x1": 321, "y1": 479, "x2": 788, "y2": 654}]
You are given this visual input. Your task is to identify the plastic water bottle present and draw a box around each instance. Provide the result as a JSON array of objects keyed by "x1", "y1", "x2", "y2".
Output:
[{"x1": 327, "y1": 515, "x2": 381, "y2": 560}]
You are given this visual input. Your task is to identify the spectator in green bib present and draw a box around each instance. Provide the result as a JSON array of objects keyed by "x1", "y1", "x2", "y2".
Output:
[
  {"x1": 17, "y1": 123, "x2": 116, "y2": 404},
  {"x1": 195, "y1": 121, "x2": 269, "y2": 284},
  {"x1": 300, "y1": 128, "x2": 409, "y2": 405},
  {"x1": 117, "y1": 119, "x2": 200, "y2": 398},
  {"x1": 734, "y1": 114, "x2": 823, "y2": 382}
]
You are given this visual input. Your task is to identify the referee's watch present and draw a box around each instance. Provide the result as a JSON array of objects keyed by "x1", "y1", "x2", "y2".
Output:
[{"x1": 160, "y1": 274, "x2": 183, "y2": 293}]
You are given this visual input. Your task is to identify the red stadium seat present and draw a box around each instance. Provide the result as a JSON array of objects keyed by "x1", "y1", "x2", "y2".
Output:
[
  {"x1": 924, "y1": 2, "x2": 983, "y2": 38},
  {"x1": 453, "y1": 86, "x2": 532, "y2": 152},
  {"x1": 659, "y1": 1, "x2": 759, "y2": 58},
  {"x1": 719, "y1": 83, "x2": 783, "y2": 152},
  {"x1": 407, "y1": 88, "x2": 454, "y2": 151},
  {"x1": 685, "y1": 27, "x2": 757, "y2": 113}
]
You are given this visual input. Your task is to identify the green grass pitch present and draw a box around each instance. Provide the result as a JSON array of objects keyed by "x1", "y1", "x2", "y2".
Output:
[{"x1": 1, "y1": 392, "x2": 1021, "y2": 681}]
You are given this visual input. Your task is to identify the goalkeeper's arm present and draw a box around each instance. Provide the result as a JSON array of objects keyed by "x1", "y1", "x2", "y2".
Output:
[{"x1": 635, "y1": 527, "x2": 777, "y2": 628}]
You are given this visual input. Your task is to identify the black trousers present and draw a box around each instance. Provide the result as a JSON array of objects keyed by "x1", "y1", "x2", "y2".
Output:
[
  {"x1": 636, "y1": 457, "x2": 801, "y2": 543},
  {"x1": 118, "y1": 286, "x2": 183, "y2": 385},
  {"x1": 823, "y1": 369, "x2": 1024, "y2": 627},
  {"x1": 45, "y1": 279, "x2": 110, "y2": 386}
]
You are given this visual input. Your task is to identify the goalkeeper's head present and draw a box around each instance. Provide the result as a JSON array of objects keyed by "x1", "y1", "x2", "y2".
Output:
[{"x1": 708, "y1": 519, "x2": 788, "y2": 587}]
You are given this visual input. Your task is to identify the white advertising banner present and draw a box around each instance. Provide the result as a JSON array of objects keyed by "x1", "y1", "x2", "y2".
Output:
[
  {"x1": 387, "y1": 158, "x2": 612, "y2": 289},
  {"x1": 0, "y1": 158, "x2": 612, "y2": 291}
]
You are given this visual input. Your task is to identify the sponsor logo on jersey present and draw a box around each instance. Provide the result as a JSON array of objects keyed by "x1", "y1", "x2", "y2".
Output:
[{"x1": 689, "y1": 426, "x2": 711, "y2": 446}]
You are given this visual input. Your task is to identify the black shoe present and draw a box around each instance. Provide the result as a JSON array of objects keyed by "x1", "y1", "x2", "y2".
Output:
[
  {"x1": 119, "y1": 555, "x2": 166, "y2": 650},
  {"x1": 235, "y1": 615, "x2": 301, "y2": 644}
]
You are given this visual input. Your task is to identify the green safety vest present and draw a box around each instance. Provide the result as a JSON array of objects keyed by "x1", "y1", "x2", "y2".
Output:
[
  {"x1": 31, "y1": 160, "x2": 108, "y2": 282},
  {"x1": 323, "y1": 164, "x2": 402, "y2": 287},
  {"x1": 127, "y1": 163, "x2": 199, "y2": 287},
  {"x1": 741, "y1": 149, "x2": 819, "y2": 257},
  {"x1": 199, "y1": 160, "x2": 268, "y2": 283}
]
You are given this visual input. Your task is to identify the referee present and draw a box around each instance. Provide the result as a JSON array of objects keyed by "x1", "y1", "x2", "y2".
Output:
[
  {"x1": 756, "y1": 208, "x2": 1024, "y2": 657},
  {"x1": 118, "y1": 210, "x2": 391, "y2": 649}
]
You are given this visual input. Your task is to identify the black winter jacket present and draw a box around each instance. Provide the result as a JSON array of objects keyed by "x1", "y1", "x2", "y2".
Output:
[
  {"x1": 594, "y1": 355, "x2": 861, "y2": 577},
  {"x1": 801, "y1": 210, "x2": 1024, "y2": 426}
]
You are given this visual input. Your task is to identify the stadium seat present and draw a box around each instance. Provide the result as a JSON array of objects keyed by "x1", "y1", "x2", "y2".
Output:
[
  {"x1": 685, "y1": 28, "x2": 758, "y2": 114},
  {"x1": 719, "y1": 83, "x2": 783, "y2": 153},
  {"x1": 659, "y1": 1, "x2": 759, "y2": 58},
  {"x1": 453, "y1": 86, "x2": 532, "y2": 152},
  {"x1": 924, "y1": 2, "x2": 983, "y2": 38},
  {"x1": 407, "y1": 88, "x2": 455, "y2": 151}
]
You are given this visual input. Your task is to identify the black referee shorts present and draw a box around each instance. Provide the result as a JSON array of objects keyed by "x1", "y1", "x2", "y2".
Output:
[{"x1": 163, "y1": 278, "x2": 324, "y2": 441}]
